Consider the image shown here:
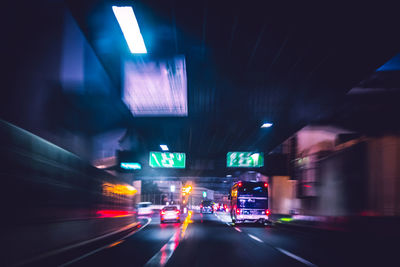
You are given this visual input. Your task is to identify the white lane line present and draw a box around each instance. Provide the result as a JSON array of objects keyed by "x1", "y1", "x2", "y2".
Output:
[
  {"x1": 275, "y1": 247, "x2": 317, "y2": 267},
  {"x1": 214, "y1": 212, "x2": 233, "y2": 225},
  {"x1": 60, "y1": 218, "x2": 152, "y2": 266},
  {"x1": 234, "y1": 227, "x2": 242, "y2": 232},
  {"x1": 144, "y1": 231, "x2": 178, "y2": 267},
  {"x1": 144, "y1": 212, "x2": 193, "y2": 267},
  {"x1": 248, "y1": 234, "x2": 263, "y2": 243}
]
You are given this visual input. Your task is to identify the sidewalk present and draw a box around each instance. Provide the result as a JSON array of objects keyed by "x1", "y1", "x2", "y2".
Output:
[
  {"x1": 269, "y1": 214, "x2": 400, "y2": 237},
  {"x1": 269, "y1": 214, "x2": 347, "y2": 232}
]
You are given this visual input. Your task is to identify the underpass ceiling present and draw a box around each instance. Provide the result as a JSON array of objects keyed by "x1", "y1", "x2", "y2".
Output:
[{"x1": 66, "y1": 0, "x2": 400, "y2": 160}]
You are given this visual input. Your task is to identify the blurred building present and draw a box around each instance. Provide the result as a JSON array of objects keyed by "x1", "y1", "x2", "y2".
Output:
[
  {"x1": 190, "y1": 186, "x2": 215, "y2": 206},
  {"x1": 269, "y1": 176, "x2": 298, "y2": 215},
  {"x1": 153, "y1": 180, "x2": 183, "y2": 205},
  {"x1": 271, "y1": 125, "x2": 400, "y2": 217}
]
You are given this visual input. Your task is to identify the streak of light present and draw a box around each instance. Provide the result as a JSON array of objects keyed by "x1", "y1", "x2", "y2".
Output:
[
  {"x1": 180, "y1": 210, "x2": 193, "y2": 238},
  {"x1": 107, "y1": 240, "x2": 124, "y2": 248},
  {"x1": 103, "y1": 182, "x2": 137, "y2": 196}
]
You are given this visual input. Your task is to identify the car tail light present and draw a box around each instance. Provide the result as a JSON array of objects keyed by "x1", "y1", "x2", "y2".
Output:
[
  {"x1": 160, "y1": 210, "x2": 165, "y2": 215},
  {"x1": 265, "y1": 209, "x2": 270, "y2": 215},
  {"x1": 176, "y1": 210, "x2": 180, "y2": 214},
  {"x1": 238, "y1": 182, "x2": 242, "y2": 187},
  {"x1": 200, "y1": 204, "x2": 203, "y2": 208},
  {"x1": 264, "y1": 182, "x2": 268, "y2": 187},
  {"x1": 236, "y1": 208, "x2": 241, "y2": 215}
]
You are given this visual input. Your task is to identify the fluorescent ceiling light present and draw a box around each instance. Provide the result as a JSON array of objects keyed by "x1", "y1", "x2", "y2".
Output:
[
  {"x1": 160, "y1": 144, "x2": 169, "y2": 151},
  {"x1": 112, "y1": 6, "x2": 147, "y2": 54},
  {"x1": 261, "y1": 122, "x2": 273, "y2": 128}
]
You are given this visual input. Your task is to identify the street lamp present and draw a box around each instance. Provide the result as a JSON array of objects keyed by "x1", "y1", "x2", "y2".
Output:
[
  {"x1": 170, "y1": 185, "x2": 175, "y2": 204},
  {"x1": 160, "y1": 144, "x2": 169, "y2": 151},
  {"x1": 261, "y1": 122, "x2": 273, "y2": 128}
]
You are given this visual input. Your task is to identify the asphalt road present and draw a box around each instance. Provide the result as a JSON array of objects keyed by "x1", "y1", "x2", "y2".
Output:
[{"x1": 64, "y1": 211, "x2": 398, "y2": 267}]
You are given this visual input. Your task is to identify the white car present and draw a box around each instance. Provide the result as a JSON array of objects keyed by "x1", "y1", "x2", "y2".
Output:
[{"x1": 137, "y1": 202, "x2": 153, "y2": 216}]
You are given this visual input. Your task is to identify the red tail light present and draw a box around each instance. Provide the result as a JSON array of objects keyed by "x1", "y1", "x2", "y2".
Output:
[
  {"x1": 265, "y1": 209, "x2": 270, "y2": 215},
  {"x1": 236, "y1": 208, "x2": 241, "y2": 215},
  {"x1": 160, "y1": 210, "x2": 165, "y2": 215},
  {"x1": 200, "y1": 204, "x2": 203, "y2": 208},
  {"x1": 238, "y1": 182, "x2": 243, "y2": 187},
  {"x1": 264, "y1": 182, "x2": 268, "y2": 187},
  {"x1": 176, "y1": 210, "x2": 180, "y2": 214}
]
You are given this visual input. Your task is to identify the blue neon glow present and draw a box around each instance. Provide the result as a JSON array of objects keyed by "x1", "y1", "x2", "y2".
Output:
[
  {"x1": 261, "y1": 122, "x2": 273, "y2": 128},
  {"x1": 112, "y1": 6, "x2": 147, "y2": 54},
  {"x1": 120, "y1": 162, "x2": 142, "y2": 170},
  {"x1": 377, "y1": 53, "x2": 400, "y2": 71},
  {"x1": 160, "y1": 145, "x2": 169, "y2": 151}
]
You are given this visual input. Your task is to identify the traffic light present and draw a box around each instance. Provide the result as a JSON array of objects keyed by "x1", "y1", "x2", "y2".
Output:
[{"x1": 182, "y1": 185, "x2": 192, "y2": 195}]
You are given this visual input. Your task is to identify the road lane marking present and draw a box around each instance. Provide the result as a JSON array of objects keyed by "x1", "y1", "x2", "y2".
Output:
[
  {"x1": 217, "y1": 212, "x2": 317, "y2": 267},
  {"x1": 107, "y1": 240, "x2": 124, "y2": 248},
  {"x1": 60, "y1": 218, "x2": 152, "y2": 266},
  {"x1": 248, "y1": 234, "x2": 263, "y2": 243},
  {"x1": 213, "y1": 212, "x2": 233, "y2": 225},
  {"x1": 276, "y1": 247, "x2": 317, "y2": 267},
  {"x1": 144, "y1": 211, "x2": 193, "y2": 267},
  {"x1": 144, "y1": 231, "x2": 178, "y2": 267}
]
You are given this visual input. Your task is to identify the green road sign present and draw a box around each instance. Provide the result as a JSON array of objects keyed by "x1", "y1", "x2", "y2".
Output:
[
  {"x1": 149, "y1": 152, "x2": 186, "y2": 168},
  {"x1": 227, "y1": 152, "x2": 264, "y2": 168}
]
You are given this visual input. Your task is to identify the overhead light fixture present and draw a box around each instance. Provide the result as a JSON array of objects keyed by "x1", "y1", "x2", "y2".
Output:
[
  {"x1": 261, "y1": 122, "x2": 273, "y2": 128},
  {"x1": 123, "y1": 56, "x2": 187, "y2": 116},
  {"x1": 160, "y1": 144, "x2": 169, "y2": 151},
  {"x1": 112, "y1": 6, "x2": 147, "y2": 54}
]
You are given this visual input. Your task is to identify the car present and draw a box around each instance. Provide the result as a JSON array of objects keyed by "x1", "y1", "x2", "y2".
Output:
[
  {"x1": 217, "y1": 203, "x2": 227, "y2": 212},
  {"x1": 137, "y1": 202, "x2": 153, "y2": 216},
  {"x1": 200, "y1": 200, "x2": 214, "y2": 214},
  {"x1": 160, "y1": 205, "x2": 181, "y2": 223},
  {"x1": 215, "y1": 203, "x2": 226, "y2": 212}
]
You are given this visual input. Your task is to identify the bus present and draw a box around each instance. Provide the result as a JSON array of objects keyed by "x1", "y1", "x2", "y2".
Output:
[{"x1": 229, "y1": 181, "x2": 270, "y2": 224}]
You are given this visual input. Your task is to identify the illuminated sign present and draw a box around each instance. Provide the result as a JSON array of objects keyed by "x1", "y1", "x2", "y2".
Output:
[
  {"x1": 120, "y1": 162, "x2": 142, "y2": 170},
  {"x1": 123, "y1": 56, "x2": 187, "y2": 116},
  {"x1": 227, "y1": 152, "x2": 264, "y2": 168},
  {"x1": 149, "y1": 152, "x2": 186, "y2": 168}
]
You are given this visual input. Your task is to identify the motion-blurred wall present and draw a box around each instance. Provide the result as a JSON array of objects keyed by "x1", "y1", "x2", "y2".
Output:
[
  {"x1": 269, "y1": 176, "x2": 298, "y2": 215},
  {"x1": 0, "y1": 120, "x2": 137, "y2": 266},
  {"x1": 367, "y1": 136, "x2": 400, "y2": 216},
  {"x1": 280, "y1": 126, "x2": 400, "y2": 218}
]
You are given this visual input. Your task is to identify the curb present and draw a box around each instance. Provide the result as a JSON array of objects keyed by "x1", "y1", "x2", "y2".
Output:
[{"x1": 14, "y1": 221, "x2": 142, "y2": 267}]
